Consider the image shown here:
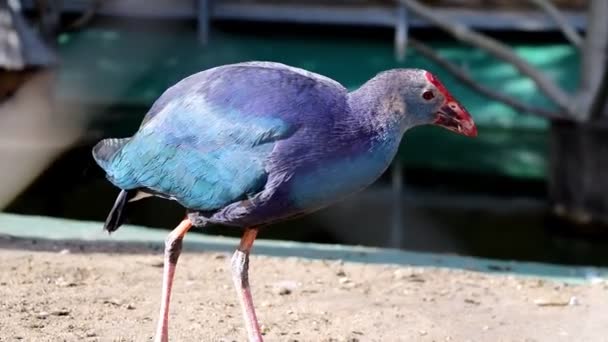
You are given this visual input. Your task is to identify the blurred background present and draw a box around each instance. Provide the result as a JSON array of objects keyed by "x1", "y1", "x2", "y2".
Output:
[{"x1": 2, "y1": 0, "x2": 608, "y2": 266}]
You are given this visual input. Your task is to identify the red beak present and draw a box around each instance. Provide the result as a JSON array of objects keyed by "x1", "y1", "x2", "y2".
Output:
[{"x1": 433, "y1": 101, "x2": 477, "y2": 137}]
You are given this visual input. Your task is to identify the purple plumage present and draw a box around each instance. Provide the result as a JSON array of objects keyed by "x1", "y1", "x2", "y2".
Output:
[{"x1": 92, "y1": 61, "x2": 477, "y2": 341}]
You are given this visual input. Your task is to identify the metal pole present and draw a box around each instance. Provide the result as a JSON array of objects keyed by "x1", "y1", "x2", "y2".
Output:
[
  {"x1": 395, "y1": 4, "x2": 408, "y2": 62},
  {"x1": 390, "y1": 160, "x2": 404, "y2": 248},
  {"x1": 197, "y1": 0, "x2": 210, "y2": 45}
]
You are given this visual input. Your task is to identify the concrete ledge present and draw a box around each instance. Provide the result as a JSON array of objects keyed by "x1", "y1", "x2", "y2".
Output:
[{"x1": 0, "y1": 213, "x2": 605, "y2": 284}]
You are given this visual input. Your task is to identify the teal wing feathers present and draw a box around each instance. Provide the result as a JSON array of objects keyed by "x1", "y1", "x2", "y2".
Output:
[{"x1": 96, "y1": 95, "x2": 294, "y2": 211}]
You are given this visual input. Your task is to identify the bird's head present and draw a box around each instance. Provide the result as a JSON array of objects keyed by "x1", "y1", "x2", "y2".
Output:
[
  {"x1": 370, "y1": 69, "x2": 477, "y2": 137},
  {"x1": 422, "y1": 71, "x2": 476, "y2": 137}
]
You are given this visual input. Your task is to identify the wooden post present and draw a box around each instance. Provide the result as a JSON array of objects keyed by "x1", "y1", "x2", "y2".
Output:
[
  {"x1": 548, "y1": 120, "x2": 608, "y2": 230},
  {"x1": 395, "y1": 4, "x2": 408, "y2": 62}
]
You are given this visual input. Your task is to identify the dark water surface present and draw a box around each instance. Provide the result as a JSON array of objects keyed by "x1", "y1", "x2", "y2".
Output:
[{"x1": 6, "y1": 142, "x2": 608, "y2": 268}]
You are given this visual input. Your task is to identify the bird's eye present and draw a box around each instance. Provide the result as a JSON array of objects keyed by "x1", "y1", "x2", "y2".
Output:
[{"x1": 422, "y1": 90, "x2": 435, "y2": 101}]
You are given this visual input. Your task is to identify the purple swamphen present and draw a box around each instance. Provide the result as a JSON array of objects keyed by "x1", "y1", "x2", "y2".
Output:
[{"x1": 92, "y1": 61, "x2": 477, "y2": 341}]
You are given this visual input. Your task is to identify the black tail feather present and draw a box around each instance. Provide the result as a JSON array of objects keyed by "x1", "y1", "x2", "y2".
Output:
[{"x1": 104, "y1": 190, "x2": 134, "y2": 233}]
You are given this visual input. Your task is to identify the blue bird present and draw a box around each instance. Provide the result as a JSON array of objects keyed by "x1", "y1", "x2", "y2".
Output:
[{"x1": 93, "y1": 61, "x2": 476, "y2": 341}]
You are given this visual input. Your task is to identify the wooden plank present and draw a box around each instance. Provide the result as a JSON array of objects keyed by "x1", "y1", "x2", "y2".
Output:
[
  {"x1": 22, "y1": 0, "x2": 195, "y2": 19},
  {"x1": 21, "y1": 1, "x2": 587, "y2": 32},
  {"x1": 212, "y1": 3, "x2": 396, "y2": 26},
  {"x1": 212, "y1": 4, "x2": 587, "y2": 31},
  {"x1": 427, "y1": 7, "x2": 587, "y2": 31}
]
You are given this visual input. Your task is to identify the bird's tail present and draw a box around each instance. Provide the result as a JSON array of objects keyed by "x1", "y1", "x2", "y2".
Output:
[
  {"x1": 93, "y1": 138, "x2": 134, "y2": 233},
  {"x1": 104, "y1": 189, "x2": 136, "y2": 233},
  {"x1": 92, "y1": 137, "x2": 131, "y2": 171}
]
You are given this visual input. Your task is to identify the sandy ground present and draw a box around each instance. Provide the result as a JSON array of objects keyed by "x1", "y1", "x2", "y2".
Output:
[{"x1": 0, "y1": 236, "x2": 607, "y2": 342}]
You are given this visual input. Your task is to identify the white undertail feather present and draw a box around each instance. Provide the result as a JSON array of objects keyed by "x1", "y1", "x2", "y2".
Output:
[{"x1": 129, "y1": 191, "x2": 153, "y2": 202}]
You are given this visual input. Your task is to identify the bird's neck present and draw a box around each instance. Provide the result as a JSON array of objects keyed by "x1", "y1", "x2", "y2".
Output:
[{"x1": 347, "y1": 79, "x2": 411, "y2": 141}]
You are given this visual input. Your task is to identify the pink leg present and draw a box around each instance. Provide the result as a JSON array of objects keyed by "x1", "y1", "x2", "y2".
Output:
[
  {"x1": 154, "y1": 219, "x2": 192, "y2": 342},
  {"x1": 231, "y1": 228, "x2": 263, "y2": 342}
]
